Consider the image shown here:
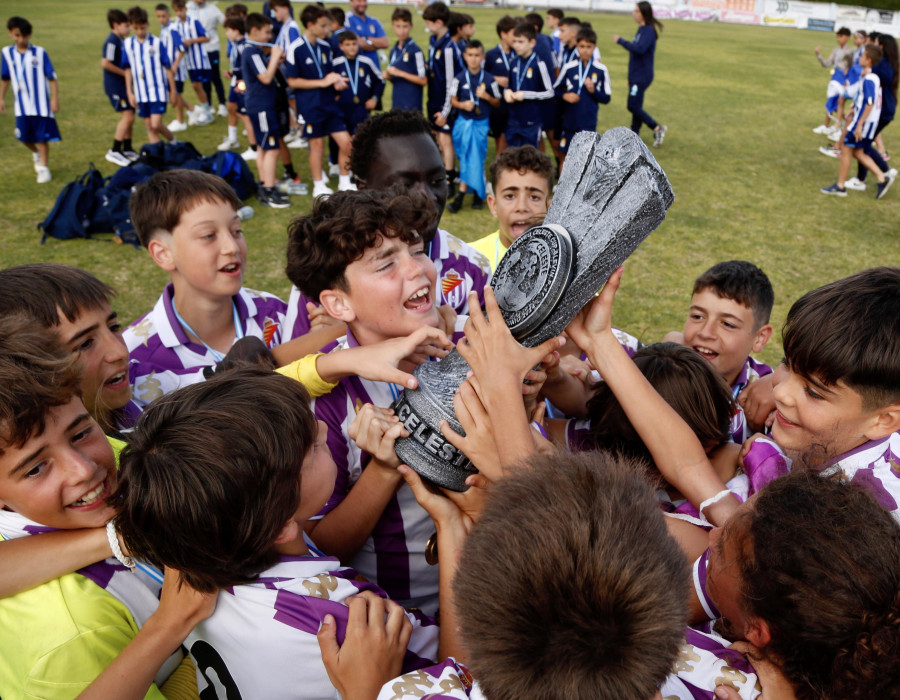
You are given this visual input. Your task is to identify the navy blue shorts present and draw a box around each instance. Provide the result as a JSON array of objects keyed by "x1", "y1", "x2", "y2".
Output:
[
  {"x1": 250, "y1": 108, "x2": 281, "y2": 150},
  {"x1": 107, "y1": 92, "x2": 133, "y2": 112},
  {"x1": 188, "y1": 68, "x2": 211, "y2": 83},
  {"x1": 427, "y1": 103, "x2": 453, "y2": 133},
  {"x1": 304, "y1": 114, "x2": 348, "y2": 139},
  {"x1": 227, "y1": 86, "x2": 247, "y2": 115},
  {"x1": 175, "y1": 80, "x2": 185, "y2": 94},
  {"x1": 14, "y1": 115, "x2": 61, "y2": 143},
  {"x1": 505, "y1": 122, "x2": 541, "y2": 149},
  {"x1": 844, "y1": 132, "x2": 873, "y2": 150},
  {"x1": 137, "y1": 101, "x2": 167, "y2": 118}
]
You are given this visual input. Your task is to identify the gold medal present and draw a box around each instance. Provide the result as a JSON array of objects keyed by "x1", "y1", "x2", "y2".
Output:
[
  {"x1": 353, "y1": 95, "x2": 359, "y2": 104},
  {"x1": 475, "y1": 106, "x2": 481, "y2": 115},
  {"x1": 425, "y1": 532, "x2": 439, "y2": 565}
]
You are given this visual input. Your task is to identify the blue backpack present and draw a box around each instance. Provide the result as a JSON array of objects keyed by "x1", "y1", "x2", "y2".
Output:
[
  {"x1": 38, "y1": 164, "x2": 105, "y2": 243},
  {"x1": 211, "y1": 151, "x2": 256, "y2": 200}
]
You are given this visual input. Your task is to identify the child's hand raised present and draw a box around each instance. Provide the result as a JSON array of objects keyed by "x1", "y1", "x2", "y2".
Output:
[
  {"x1": 565, "y1": 265, "x2": 624, "y2": 355},
  {"x1": 398, "y1": 463, "x2": 485, "y2": 531},
  {"x1": 318, "y1": 591, "x2": 412, "y2": 700},
  {"x1": 441, "y1": 377, "x2": 503, "y2": 480},
  {"x1": 349, "y1": 404, "x2": 408, "y2": 469}
]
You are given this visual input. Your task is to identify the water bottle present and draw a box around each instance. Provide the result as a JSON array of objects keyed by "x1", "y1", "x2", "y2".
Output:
[{"x1": 237, "y1": 205, "x2": 254, "y2": 221}]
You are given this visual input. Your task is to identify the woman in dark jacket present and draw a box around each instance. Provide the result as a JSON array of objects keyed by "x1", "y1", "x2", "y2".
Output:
[{"x1": 614, "y1": 2, "x2": 667, "y2": 147}]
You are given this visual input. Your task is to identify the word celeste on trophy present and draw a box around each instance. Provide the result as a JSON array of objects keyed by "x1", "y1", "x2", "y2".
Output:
[{"x1": 392, "y1": 128, "x2": 675, "y2": 491}]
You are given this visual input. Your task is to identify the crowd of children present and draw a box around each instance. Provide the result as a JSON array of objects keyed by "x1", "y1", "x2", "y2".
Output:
[
  {"x1": 3, "y1": 4, "x2": 667, "y2": 204},
  {"x1": 2, "y1": 6, "x2": 900, "y2": 700}
]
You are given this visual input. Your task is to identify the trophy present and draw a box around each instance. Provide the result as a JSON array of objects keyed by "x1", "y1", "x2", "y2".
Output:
[{"x1": 392, "y1": 128, "x2": 675, "y2": 490}]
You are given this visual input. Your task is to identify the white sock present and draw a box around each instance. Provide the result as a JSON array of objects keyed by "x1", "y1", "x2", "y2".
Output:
[
  {"x1": 228, "y1": 125, "x2": 237, "y2": 140},
  {"x1": 339, "y1": 174, "x2": 351, "y2": 188},
  {"x1": 314, "y1": 179, "x2": 326, "y2": 187}
]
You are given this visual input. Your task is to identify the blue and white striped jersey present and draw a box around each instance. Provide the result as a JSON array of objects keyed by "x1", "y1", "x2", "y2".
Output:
[
  {"x1": 122, "y1": 34, "x2": 171, "y2": 105},
  {"x1": 160, "y1": 22, "x2": 187, "y2": 82},
  {"x1": 174, "y1": 16, "x2": 210, "y2": 71},
  {"x1": 0, "y1": 44, "x2": 57, "y2": 117}
]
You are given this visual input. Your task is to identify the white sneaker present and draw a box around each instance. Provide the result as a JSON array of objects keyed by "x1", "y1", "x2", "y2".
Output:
[
  {"x1": 36, "y1": 165, "x2": 51, "y2": 184},
  {"x1": 195, "y1": 111, "x2": 215, "y2": 126},
  {"x1": 32, "y1": 151, "x2": 40, "y2": 172},
  {"x1": 283, "y1": 128, "x2": 299, "y2": 143},
  {"x1": 122, "y1": 150, "x2": 140, "y2": 162},
  {"x1": 312, "y1": 182, "x2": 334, "y2": 198},
  {"x1": 828, "y1": 127, "x2": 843, "y2": 142},
  {"x1": 217, "y1": 103, "x2": 228, "y2": 118},
  {"x1": 217, "y1": 137, "x2": 240, "y2": 151},
  {"x1": 105, "y1": 150, "x2": 132, "y2": 167},
  {"x1": 287, "y1": 135, "x2": 307, "y2": 149},
  {"x1": 338, "y1": 181, "x2": 357, "y2": 192},
  {"x1": 240, "y1": 147, "x2": 257, "y2": 161},
  {"x1": 812, "y1": 124, "x2": 832, "y2": 134},
  {"x1": 187, "y1": 109, "x2": 198, "y2": 126},
  {"x1": 844, "y1": 177, "x2": 866, "y2": 191},
  {"x1": 168, "y1": 119, "x2": 187, "y2": 132},
  {"x1": 889, "y1": 168, "x2": 898, "y2": 179},
  {"x1": 328, "y1": 162, "x2": 341, "y2": 178}
]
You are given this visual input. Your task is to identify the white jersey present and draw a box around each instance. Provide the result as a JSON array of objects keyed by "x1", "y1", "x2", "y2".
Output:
[
  {"x1": 122, "y1": 34, "x2": 171, "y2": 105},
  {"x1": 160, "y1": 22, "x2": 187, "y2": 82},
  {"x1": 187, "y1": 1, "x2": 225, "y2": 53},
  {"x1": 311, "y1": 317, "x2": 467, "y2": 615},
  {"x1": 820, "y1": 430, "x2": 900, "y2": 521},
  {"x1": 187, "y1": 538, "x2": 439, "y2": 699},
  {"x1": 849, "y1": 71, "x2": 882, "y2": 140},
  {"x1": 175, "y1": 16, "x2": 211, "y2": 71},
  {"x1": 276, "y1": 18, "x2": 302, "y2": 54},
  {"x1": 0, "y1": 44, "x2": 56, "y2": 117}
]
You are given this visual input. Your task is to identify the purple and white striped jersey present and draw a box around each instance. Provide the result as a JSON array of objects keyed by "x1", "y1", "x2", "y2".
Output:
[
  {"x1": 311, "y1": 318, "x2": 467, "y2": 615},
  {"x1": 849, "y1": 72, "x2": 882, "y2": 140},
  {"x1": 186, "y1": 540, "x2": 439, "y2": 699},
  {"x1": 819, "y1": 430, "x2": 900, "y2": 521},
  {"x1": 174, "y1": 16, "x2": 210, "y2": 71},
  {"x1": 159, "y1": 22, "x2": 187, "y2": 82},
  {"x1": 122, "y1": 34, "x2": 171, "y2": 105},
  {"x1": 0, "y1": 44, "x2": 57, "y2": 117},
  {"x1": 283, "y1": 228, "x2": 492, "y2": 340},
  {"x1": 123, "y1": 284, "x2": 289, "y2": 411},
  {"x1": 729, "y1": 356, "x2": 773, "y2": 444},
  {"x1": 378, "y1": 631, "x2": 762, "y2": 700}
]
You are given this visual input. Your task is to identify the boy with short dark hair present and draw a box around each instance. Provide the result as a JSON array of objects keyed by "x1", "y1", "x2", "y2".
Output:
[
  {"x1": 241, "y1": 12, "x2": 292, "y2": 207},
  {"x1": 155, "y1": 3, "x2": 194, "y2": 132},
  {"x1": 385, "y1": 7, "x2": 426, "y2": 113},
  {"x1": 471, "y1": 146, "x2": 553, "y2": 270},
  {"x1": 114, "y1": 368, "x2": 439, "y2": 698},
  {"x1": 125, "y1": 169, "x2": 292, "y2": 408},
  {"x1": 216, "y1": 15, "x2": 257, "y2": 156},
  {"x1": 1, "y1": 16, "x2": 60, "y2": 184},
  {"x1": 123, "y1": 6, "x2": 177, "y2": 145},
  {"x1": 556, "y1": 28, "x2": 610, "y2": 166},
  {"x1": 664, "y1": 260, "x2": 774, "y2": 442},
  {"x1": 448, "y1": 39, "x2": 501, "y2": 212},
  {"x1": 772, "y1": 267, "x2": 900, "y2": 514},
  {"x1": 375, "y1": 451, "x2": 688, "y2": 700},
  {"x1": 333, "y1": 29, "x2": 385, "y2": 136},
  {"x1": 0, "y1": 263, "x2": 139, "y2": 431},
  {"x1": 102, "y1": 9, "x2": 137, "y2": 166},
  {"x1": 547, "y1": 7, "x2": 564, "y2": 57},
  {"x1": 285, "y1": 3, "x2": 355, "y2": 197},
  {"x1": 423, "y1": 1, "x2": 458, "y2": 180},
  {"x1": 503, "y1": 21, "x2": 554, "y2": 149},
  {"x1": 485, "y1": 15, "x2": 517, "y2": 154},
  {"x1": 555, "y1": 17, "x2": 582, "y2": 70},
  {"x1": 285, "y1": 188, "x2": 460, "y2": 613}
]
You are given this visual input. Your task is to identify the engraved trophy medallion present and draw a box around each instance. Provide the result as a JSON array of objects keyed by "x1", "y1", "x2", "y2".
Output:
[{"x1": 391, "y1": 128, "x2": 675, "y2": 490}]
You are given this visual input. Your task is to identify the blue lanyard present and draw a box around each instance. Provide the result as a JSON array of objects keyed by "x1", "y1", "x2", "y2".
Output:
[
  {"x1": 306, "y1": 38, "x2": 323, "y2": 78},
  {"x1": 466, "y1": 68, "x2": 484, "y2": 106},
  {"x1": 576, "y1": 60, "x2": 591, "y2": 94},
  {"x1": 347, "y1": 56, "x2": 359, "y2": 96},
  {"x1": 499, "y1": 48, "x2": 511, "y2": 75},
  {"x1": 173, "y1": 300, "x2": 244, "y2": 362},
  {"x1": 516, "y1": 54, "x2": 535, "y2": 91},
  {"x1": 390, "y1": 40, "x2": 404, "y2": 66}
]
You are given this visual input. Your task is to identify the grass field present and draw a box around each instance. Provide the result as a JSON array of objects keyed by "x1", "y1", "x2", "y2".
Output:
[{"x1": 1, "y1": 1, "x2": 898, "y2": 367}]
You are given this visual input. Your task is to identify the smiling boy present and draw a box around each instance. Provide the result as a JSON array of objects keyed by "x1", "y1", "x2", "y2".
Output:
[
  {"x1": 0, "y1": 317, "x2": 185, "y2": 699},
  {"x1": 0, "y1": 263, "x2": 140, "y2": 432},
  {"x1": 125, "y1": 169, "x2": 292, "y2": 410},
  {"x1": 664, "y1": 261, "x2": 775, "y2": 441},
  {"x1": 770, "y1": 267, "x2": 900, "y2": 516},
  {"x1": 285, "y1": 188, "x2": 460, "y2": 614}
]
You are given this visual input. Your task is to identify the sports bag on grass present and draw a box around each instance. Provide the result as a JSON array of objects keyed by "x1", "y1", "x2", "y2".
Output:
[{"x1": 38, "y1": 164, "x2": 105, "y2": 243}]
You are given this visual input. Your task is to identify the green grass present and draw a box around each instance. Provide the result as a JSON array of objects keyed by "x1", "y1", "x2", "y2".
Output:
[{"x1": 2, "y1": 1, "x2": 899, "y2": 369}]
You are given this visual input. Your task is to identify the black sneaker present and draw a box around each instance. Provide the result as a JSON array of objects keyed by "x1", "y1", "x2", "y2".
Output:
[
  {"x1": 447, "y1": 192, "x2": 465, "y2": 213},
  {"x1": 876, "y1": 172, "x2": 895, "y2": 200},
  {"x1": 260, "y1": 187, "x2": 291, "y2": 208},
  {"x1": 471, "y1": 194, "x2": 484, "y2": 210}
]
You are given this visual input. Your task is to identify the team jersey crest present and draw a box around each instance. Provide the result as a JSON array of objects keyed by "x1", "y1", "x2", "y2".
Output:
[{"x1": 441, "y1": 270, "x2": 464, "y2": 296}]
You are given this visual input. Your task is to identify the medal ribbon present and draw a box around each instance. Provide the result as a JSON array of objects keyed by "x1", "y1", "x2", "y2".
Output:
[
  {"x1": 466, "y1": 68, "x2": 484, "y2": 109},
  {"x1": 307, "y1": 39, "x2": 323, "y2": 78},
  {"x1": 515, "y1": 53, "x2": 535, "y2": 91},
  {"x1": 347, "y1": 56, "x2": 359, "y2": 98},
  {"x1": 577, "y1": 59, "x2": 590, "y2": 94},
  {"x1": 173, "y1": 301, "x2": 245, "y2": 363}
]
